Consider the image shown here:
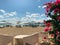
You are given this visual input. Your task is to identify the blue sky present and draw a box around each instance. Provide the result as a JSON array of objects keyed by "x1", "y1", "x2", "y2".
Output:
[{"x1": 0, "y1": 0, "x2": 55, "y2": 23}]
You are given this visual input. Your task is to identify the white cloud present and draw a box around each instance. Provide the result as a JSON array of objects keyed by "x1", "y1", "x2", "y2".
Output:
[
  {"x1": 25, "y1": 13, "x2": 40, "y2": 18},
  {"x1": 38, "y1": 6, "x2": 41, "y2": 8},
  {"x1": 21, "y1": 13, "x2": 40, "y2": 22},
  {"x1": 0, "y1": 9, "x2": 17, "y2": 19},
  {"x1": 6, "y1": 17, "x2": 20, "y2": 25},
  {"x1": 4, "y1": 11, "x2": 17, "y2": 17},
  {"x1": 46, "y1": 17, "x2": 52, "y2": 20},
  {"x1": 26, "y1": 15, "x2": 31, "y2": 18},
  {"x1": 10, "y1": 11, "x2": 17, "y2": 15},
  {"x1": 21, "y1": 17, "x2": 26, "y2": 21},
  {"x1": 38, "y1": 5, "x2": 47, "y2": 9},
  {"x1": 9, "y1": 18, "x2": 19, "y2": 22},
  {"x1": 26, "y1": 12, "x2": 30, "y2": 14},
  {"x1": 21, "y1": 17, "x2": 30, "y2": 22},
  {"x1": 0, "y1": 9, "x2": 5, "y2": 13},
  {"x1": 40, "y1": 14, "x2": 45, "y2": 17},
  {"x1": 37, "y1": 19, "x2": 44, "y2": 23},
  {"x1": 31, "y1": 13, "x2": 40, "y2": 18},
  {"x1": 21, "y1": 13, "x2": 52, "y2": 23},
  {"x1": 0, "y1": 15, "x2": 4, "y2": 18},
  {"x1": 42, "y1": 5, "x2": 47, "y2": 8}
]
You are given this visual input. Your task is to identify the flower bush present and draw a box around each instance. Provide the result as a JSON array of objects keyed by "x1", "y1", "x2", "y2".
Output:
[{"x1": 44, "y1": 0, "x2": 60, "y2": 45}]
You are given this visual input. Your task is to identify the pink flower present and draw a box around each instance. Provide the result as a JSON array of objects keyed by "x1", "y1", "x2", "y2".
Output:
[
  {"x1": 44, "y1": 27, "x2": 52, "y2": 32},
  {"x1": 49, "y1": 27, "x2": 52, "y2": 31},
  {"x1": 56, "y1": 0, "x2": 60, "y2": 2},
  {"x1": 45, "y1": 22, "x2": 51, "y2": 27},
  {"x1": 46, "y1": 8, "x2": 49, "y2": 12},
  {"x1": 54, "y1": 8, "x2": 60, "y2": 13},
  {"x1": 57, "y1": 16, "x2": 60, "y2": 20},
  {"x1": 56, "y1": 30, "x2": 60, "y2": 35},
  {"x1": 43, "y1": 36, "x2": 47, "y2": 39},
  {"x1": 55, "y1": 0, "x2": 60, "y2": 5},
  {"x1": 50, "y1": 34, "x2": 54, "y2": 37},
  {"x1": 44, "y1": 27, "x2": 49, "y2": 32},
  {"x1": 45, "y1": 4, "x2": 52, "y2": 12},
  {"x1": 44, "y1": 1, "x2": 53, "y2": 13}
]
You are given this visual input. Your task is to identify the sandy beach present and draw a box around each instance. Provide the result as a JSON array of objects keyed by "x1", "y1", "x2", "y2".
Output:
[
  {"x1": 0, "y1": 27, "x2": 44, "y2": 36},
  {"x1": 0, "y1": 26, "x2": 45, "y2": 45}
]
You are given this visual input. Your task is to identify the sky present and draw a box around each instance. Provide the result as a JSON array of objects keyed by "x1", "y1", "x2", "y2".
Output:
[{"x1": 0, "y1": 0, "x2": 55, "y2": 23}]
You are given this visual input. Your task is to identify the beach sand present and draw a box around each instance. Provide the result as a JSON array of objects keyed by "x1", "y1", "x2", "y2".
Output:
[
  {"x1": 0, "y1": 26, "x2": 44, "y2": 36},
  {"x1": 0, "y1": 26, "x2": 45, "y2": 45}
]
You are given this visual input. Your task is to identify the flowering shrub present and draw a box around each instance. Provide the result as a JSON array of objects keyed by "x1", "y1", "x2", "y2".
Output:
[{"x1": 44, "y1": 0, "x2": 60, "y2": 45}]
